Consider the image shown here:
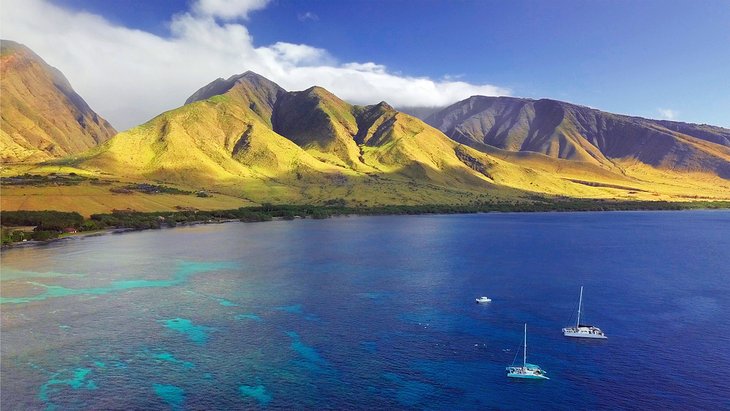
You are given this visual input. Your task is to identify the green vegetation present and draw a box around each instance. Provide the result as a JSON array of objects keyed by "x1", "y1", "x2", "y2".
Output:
[
  {"x1": 110, "y1": 183, "x2": 193, "y2": 195},
  {"x1": 1, "y1": 228, "x2": 60, "y2": 244},
  {"x1": 0, "y1": 210, "x2": 84, "y2": 245},
  {"x1": 2, "y1": 200, "x2": 728, "y2": 246},
  {"x1": 0, "y1": 173, "x2": 102, "y2": 186},
  {"x1": 0, "y1": 210, "x2": 84, "y2": 229}
]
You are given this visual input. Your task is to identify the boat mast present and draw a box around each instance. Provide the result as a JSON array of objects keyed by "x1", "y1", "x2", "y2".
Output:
[
  {"x1": 576, "y1": 286, "x2": 583, "y2": 327},
  {"x1": 523, "y1": 323, "x2": 527, "y2": 368}
]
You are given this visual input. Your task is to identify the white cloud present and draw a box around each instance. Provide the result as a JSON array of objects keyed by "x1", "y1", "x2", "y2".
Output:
[
  {"x1": 442, "y1": 74, "x2": 465, "y2": 81},
  {"x1": 657, "y1": 108, "x2": 678, "y2": 120},
  {"x1": 265, "y1": 42, "x2": 335, "y2": 66},
  {"x1": 297, "y1": 12, "x2": 319, "y2": 22},
  {"x1": 193, "y1": 0, "x2": 270, "y2": 20},
  {"x1": 0, "y1": 0, "x2": 509, "y2": 130}
]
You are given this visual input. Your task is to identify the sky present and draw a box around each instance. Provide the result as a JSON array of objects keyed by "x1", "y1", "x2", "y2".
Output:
[{"x1": 1, "y1": 0, "x2": 728, "y2": 130}]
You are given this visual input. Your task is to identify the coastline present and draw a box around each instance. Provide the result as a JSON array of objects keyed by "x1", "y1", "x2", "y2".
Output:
[
  {"x1": 2, "y1": 201, "x2": 729, "y2": 250},
  {"x1": 0, "y1": 220, "x2": 241, "y2": 250},
  {"x1": 1, "y1": 228, "x2": 129, "y2": 249}
]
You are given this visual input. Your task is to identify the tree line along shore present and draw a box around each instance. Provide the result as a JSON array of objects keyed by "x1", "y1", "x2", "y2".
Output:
[{"x1": 2, "y1": 200, "x2": 729, "y2": 246}]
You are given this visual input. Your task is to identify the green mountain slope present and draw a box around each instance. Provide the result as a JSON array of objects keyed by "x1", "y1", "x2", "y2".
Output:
[
  {"x1": 80, "y1": 96, "x2": 343, "y2": 202},
  {"x1": 6, "y1": 69, "x2": 728, "y2": 212},
  {"x1": 76, "y1": 74, "x2": 519, "y2": 203},
  {"x1": 0, "y1": 40, "x2": 116, "y2": 163}
]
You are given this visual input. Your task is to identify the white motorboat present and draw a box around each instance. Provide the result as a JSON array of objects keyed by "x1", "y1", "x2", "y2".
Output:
[{"x1": 475, "y1": 296, "x2": 492, "y2": 303}]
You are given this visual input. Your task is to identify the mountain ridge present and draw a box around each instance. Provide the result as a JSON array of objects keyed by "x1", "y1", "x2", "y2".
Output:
[
  {"x1": 0, "y1": 40, "x2": 116, "y2": 163},
  {"x1": 425, "y1": 95, "x2": 730, "y2": 178}
]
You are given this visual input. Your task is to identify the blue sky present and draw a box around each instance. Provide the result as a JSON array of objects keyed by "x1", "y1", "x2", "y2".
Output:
[{"x1": 7, "y1": 0, "x2": 729, "y2": 128}]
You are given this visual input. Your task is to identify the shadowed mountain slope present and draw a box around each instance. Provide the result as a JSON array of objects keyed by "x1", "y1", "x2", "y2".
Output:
[
  {"x1": 272, "y1": 86, "x2": 364, "y2": 169},
  {"x1": 0, "y1": 40, "x2": 116, "y2": 163},
  {"x1": 426, "y1": 96, "x2": 730, "y2": 178}
]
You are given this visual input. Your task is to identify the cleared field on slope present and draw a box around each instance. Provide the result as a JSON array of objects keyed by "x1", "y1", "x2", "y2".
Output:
[{"x1": 0, "y1": 184, "x2": 251, "y2": 217}]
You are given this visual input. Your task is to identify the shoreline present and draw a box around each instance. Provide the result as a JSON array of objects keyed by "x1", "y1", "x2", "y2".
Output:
[
  {"x1": 1, "y1": 228, "x2": 130, "y2": 249},
  {"x1": 0, "y1": 220, "x2": 243, "y2": 250},
  {"x1": 3, "y1": 203, "x2": 729, "y2": 250}
]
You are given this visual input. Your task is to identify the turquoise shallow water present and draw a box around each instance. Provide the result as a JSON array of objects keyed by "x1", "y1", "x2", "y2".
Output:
[{"x1": 1, "y1": 211, "x2": 729, "y2": 409}]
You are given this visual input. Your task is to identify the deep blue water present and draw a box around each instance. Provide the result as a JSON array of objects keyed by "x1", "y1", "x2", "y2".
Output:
[{"x1": 1, "y1": 211, "x2": 729, "y2": 410}]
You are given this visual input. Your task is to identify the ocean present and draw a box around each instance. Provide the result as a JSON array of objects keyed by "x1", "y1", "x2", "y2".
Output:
[{"x1": 1, "y1": 211, "x2": 729, "y2": 409}]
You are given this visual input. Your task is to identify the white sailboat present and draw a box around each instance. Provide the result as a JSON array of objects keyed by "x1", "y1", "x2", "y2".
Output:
[
  {"x1": 562, "y1": 286, "x2": 607, "y2": 339},
  {"x1": 506, "y1": 323, "x2": 549, "y2": 380}
]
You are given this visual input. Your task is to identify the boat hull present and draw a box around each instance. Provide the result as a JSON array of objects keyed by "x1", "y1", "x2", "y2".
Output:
[
  {"x1": 562, "y1": 331, "x2": 607, "y2": 339},
  {"x1": 507, "y1": 373, "x2": 549, "y2": 380},
  {"x1": 506, "y1": 365, "x2": 549, "y2": 380}
]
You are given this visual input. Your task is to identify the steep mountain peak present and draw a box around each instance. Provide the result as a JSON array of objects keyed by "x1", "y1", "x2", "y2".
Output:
[
  {"x1": 374, "y1": 101, "x2": 394, "y2": 111},
  {"x1": 299, "y1": 85, "x2": 342, "y2": 102},
  {"x1": 352, "y1": 102, "x2": 398, "y2": 146},
  {"x1": 1, "y1": 39, "x2": 116, "y2": 163},
  {"x1": 185, "y1": 70, "x2": 284, "y2": 104},
  {"x1": 284, "y1": 85, "x2": 353, "y2": 116},
  {"x1": 185, "y1": 70, "x2": 285, "y2": 127},
  {"x1": 232, "y1": 71, "x2": 281, "y2": 91}
]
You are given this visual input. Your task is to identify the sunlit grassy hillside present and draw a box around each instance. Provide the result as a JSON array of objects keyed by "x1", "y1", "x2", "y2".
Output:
[{"x1": 2, "y1": 70, "x2": 729, "y2": 217}]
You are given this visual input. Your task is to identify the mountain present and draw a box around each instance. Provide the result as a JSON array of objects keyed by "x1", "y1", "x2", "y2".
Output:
[
  {"x1": 5, "y1": 69, "x2": 728, "y2": 211},
  {"x1": 425, "y1": 96, "x2": 730, "y2": 178},
  {"x1": 0, "y1": 40, "x2": 116, "y2": 163},
  {"x1": 185, "y1": 71, "x2": 284, "y2": 128},
  {"x1": 78, "y1": 73, "x2": 520, "y2": 204},
  {"x1": 272, "y1": 86, "x2": 364, "y2": 169},
  {"x1": 396, "y1": 106, "x2": 446, "y2": 120},
  {"x1": 81, "y1": 74, "x2": 332, "y2": 192}
]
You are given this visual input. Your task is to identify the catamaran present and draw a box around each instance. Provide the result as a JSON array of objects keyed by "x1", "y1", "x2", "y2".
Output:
[
  {"x1": 506, "y1": 323, "x2": 549, "y2": 380},
  {"x1": 562, "y1": 286, "x2": 607, "y2": 339}
]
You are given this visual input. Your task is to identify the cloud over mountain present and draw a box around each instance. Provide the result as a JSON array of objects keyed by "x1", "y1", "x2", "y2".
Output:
[{"x1": 1, "y1": 0, "x2": 509, "y2": 130}]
